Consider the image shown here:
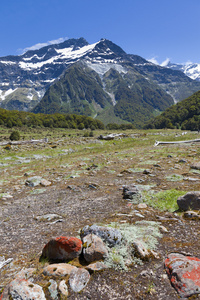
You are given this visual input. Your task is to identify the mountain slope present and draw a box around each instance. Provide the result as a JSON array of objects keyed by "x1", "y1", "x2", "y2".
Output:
[
  {"x1": 1, "y1": 38, "x2": 200, "y2": 126},
  {"x1": 166, "y1": 61, "x2": 200, "y2": 81},
  {"x1": 33, "y1": 59, "x2": 173, "y2": 126},
  {"x1": 146, "y1": 90, "x2": 200, "y2": 130}
]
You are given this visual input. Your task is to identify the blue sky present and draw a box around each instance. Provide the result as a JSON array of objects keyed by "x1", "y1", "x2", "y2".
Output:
[{"x1": 0, "y1": 0, "x2": 200, "y2": 64}]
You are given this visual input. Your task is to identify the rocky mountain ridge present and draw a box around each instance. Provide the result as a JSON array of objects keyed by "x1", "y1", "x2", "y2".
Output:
[{"x1": 1, "y1": 38, "x2": 200, "y2": 124}]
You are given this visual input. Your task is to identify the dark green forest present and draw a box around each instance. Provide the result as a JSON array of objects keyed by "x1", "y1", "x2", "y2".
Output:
[
  {"x1": 0, "y1": 108, "x2": 105, "y2": 130},
  {"x1": 145, "y1": 90, "x2": 200, "y2": 130}
]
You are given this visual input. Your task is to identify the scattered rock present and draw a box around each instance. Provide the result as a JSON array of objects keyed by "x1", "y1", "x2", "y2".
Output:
[
  {"x1": 59, "y1": 280, "x2": 68, "y2": 297},
  {"x1": 140, "y1": 269, "x2": 155, "y2": 277},
  {"x1": 69, "y1": 268, "x2": 90, "y2": 292},
  {"x1": 178, "y1": 159, "x2": 187, "y2": 163},
  {"x1": 137, "y1": 203, "x2": 147, "y2": 209},
  {"x1": 35, "y1": 214, "x2": 62, "y2": 222},
  {"x1": 183, "y1": 210, "x2": 200, "y2": 220},
  {"x1": 9, "y1": 278, "x2": 46, "y2": 300},
  {"x1": 25, "y1": 176, "x2": 42, "y2": 187},
  {"x1": 48, "y1": 279, "x2": 58, "y2": 300},
  {"x1": 15, "y1": 268, "x2": 36, "y2": 280},
  {"x1": 41, "y1": 236, "x2": 82, "y2": 261},
  {"x1": 132, "y1": 240, "x2": 159, "y2": 261},
  {"x1": 98, "y1": 133, "x2": 127, "y2": 140},
  {"x1": 0, "y1": 257, "x2": 13, "y2": 270},
  {"x1": 82, "y1": 234, "x2": 108, "y2": 262},
  {"x1": 165, "y1": 253, "x2": 200, "y2": 298},
  {"x1": 143, "y1": 169, "x2": 151, "y2": 174},
  {"x1": 80, "y1": 224, "x2": 122, "y2": 247},
  {"x1": 43, "y1": 263, "x2": 77, "y2": 276},
  {"x1": 190, "y1": 162, "x2": 200, "y2": 170},
  {"x1": 122, "y1": 185, "x2": 140, "y2": 200},
  {"x1": 177, "y1": 191, "x2": 200, "y2": 211},
  {"x1": 40, "y1": 179, "x2": 52, "y2": 187},
  {"x1": 159, "y1": 225, "x2": 168, "y2": 233},
  {"x1": 86, "y1": 261, "x2": 108, "y2": 272}
]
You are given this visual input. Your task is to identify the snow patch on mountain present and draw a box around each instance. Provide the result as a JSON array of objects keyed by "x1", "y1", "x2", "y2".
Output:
[
  {"x1": 86, "y1": 61, "x2": 127, "y2": 77},
  {"x1": 19, "y1": 42, "x2": 98, "y2": 71},
  {"x1": 0, "y1": 88, "x2": 17, "y2": 101}
]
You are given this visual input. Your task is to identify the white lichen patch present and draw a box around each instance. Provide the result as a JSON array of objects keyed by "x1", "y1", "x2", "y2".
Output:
[{"x1": 104, "y1": 221, "x2": 162, "y2": 270}]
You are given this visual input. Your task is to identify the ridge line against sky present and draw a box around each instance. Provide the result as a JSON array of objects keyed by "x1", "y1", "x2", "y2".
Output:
[{"x1": 0, "y1": 0, "x2": 200, "y2": 64}]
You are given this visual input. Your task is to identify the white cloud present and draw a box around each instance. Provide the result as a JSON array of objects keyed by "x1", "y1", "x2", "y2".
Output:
[
  {"x1": 160, "y1": 58, "x2": 170, "y2": 67},
  {"x1": 185, "y1": 60, "x2": 193, "y2": 66},
  {"x1": 21, "y1": 37, "x2": 68, "y2": 53},
  {"x1": 147, "y1": 57, "x2": 159, "y2": 65}
]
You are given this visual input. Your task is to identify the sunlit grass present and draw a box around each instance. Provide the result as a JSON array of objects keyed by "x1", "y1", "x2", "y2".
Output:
[{"x1": 143, "y1": 189, "x2": 186, "y2": 212}]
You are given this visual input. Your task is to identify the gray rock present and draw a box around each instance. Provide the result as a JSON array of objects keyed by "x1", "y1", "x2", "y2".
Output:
[
  {"x1": 122, "y1": 185, "x2": 141, "y2": 202},
  {"x1": 82, "y1": 234, "x2": 108, "y2": 262},
  {"x1": 35, "y1": 214, "x2": 62, "y2": 222},
  {"x1": 177, "y1": 191, "x2": 200, "y2": 211},
  {"x1": 48, "y1": 279, "x2": 58, "y2": 300},
  {"x1": 25, "y1": 176, "x2": 42, "y2": 187},
  {"x1": 69, "y1": 268, "x2": 90, "y2": 292},
  {"x1": 9, "y1": 278, "x2": 46, "y2": 300},
  {"x1": 183, "y1": 210, "x2": 200, "y2": 220},
  {"x1": 80, "y1": 224, "x2": 122, "y2": 247},
  {"x1": 59, "y1": 280, "x2": 68, "y2": 297},
  {"x1": 86, "y1": 261, "x2": 108, "y2": 271},
  {"x1": 190, "y1": 162, "x2": 200, "y2": 170},
  {"x1": 132, "y1": 240, "x2": 159, "y2": 261}
]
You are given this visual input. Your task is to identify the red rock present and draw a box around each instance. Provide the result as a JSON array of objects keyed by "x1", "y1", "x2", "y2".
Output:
[
  {"x1": 165, "y1": 253, "x2": 200, "y2": 298},
  {"x1": 42, "y1": 236, "x2": 82, "y2": 261}
]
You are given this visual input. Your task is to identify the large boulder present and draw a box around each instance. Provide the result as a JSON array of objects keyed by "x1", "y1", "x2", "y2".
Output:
[
  {"x1": 41, "y1": 236, "x2": 82, "y2": 261},
  {"x1": 80, "y1": 225, "x2": 122, "y2": 247},
  {"x1": 177, "y1": 191, "x2": 200, "y2": 211},
  {"x1": 82, "y1": 234, "x2": 108, "y2": 262},
  {"x1": 165, "y1": 253, "x2": 200, "y2": 298}
]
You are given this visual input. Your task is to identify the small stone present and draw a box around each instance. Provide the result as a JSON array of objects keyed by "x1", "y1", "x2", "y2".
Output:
[
  {"x1": 143, "y1": 169, "x2": 151, "y2": 174},
  {"x1": 69, "y1": 268, "x2": 90, "y2": 292},
  {"x1": 86, "y1": 261, "x2": 108, "y2": 271},
  {"x1": 48, "y1": 279, "x2": 58, "y2": 300},
  {"x1": 183, "y1": 210, "x2": 200, "y2": 220},
  {"x1": 43, "y1": 263, "x2": 77, "y2": 276},
  {"x1": 132, "y1": 240, "x2": 159, "y2": 261},
  {"x1": 59, "y1": 280, "x2": 68, "y2": 297},
  {"x1": 25, "y1": 176, "x2": 42, "y2": 187},
  {"x1": 35, "y1": 214, "x2": 62, "y2": 222},
  {"x1": 137, "y1": 203, "x2": 147, "y2": 209},
  {"x1": 159, "y1": 225, "x2": 168, "y2": 233},
  {"x1": 40, "y1": 179, "x2": 52, "y2": 187}
]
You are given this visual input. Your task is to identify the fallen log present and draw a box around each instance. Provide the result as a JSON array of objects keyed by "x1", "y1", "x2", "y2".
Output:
[
  {"x1": 0, "y1": 138, "x2": 48, "y2": 146},
  {"x1": 155, "y1": 138, "x2": 200, "y2": 146}
]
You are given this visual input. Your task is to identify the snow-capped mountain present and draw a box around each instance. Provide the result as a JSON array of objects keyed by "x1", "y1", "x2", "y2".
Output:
[
  {"x1": 164, "y1": 61, "x2": 200, "y2": 81},
  {"x1": 1, "y1": 37, "x2": 200, "y2": 125}
]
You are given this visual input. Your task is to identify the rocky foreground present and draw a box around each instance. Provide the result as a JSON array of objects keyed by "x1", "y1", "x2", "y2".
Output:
[{"x1": 0, "y1": 130, "x2": 200, "y2": 299}]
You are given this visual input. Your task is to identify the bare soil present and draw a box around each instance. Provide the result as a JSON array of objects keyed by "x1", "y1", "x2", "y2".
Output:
[{"x1": 0, "y1": 131, "x2": 200, "y2": 299}]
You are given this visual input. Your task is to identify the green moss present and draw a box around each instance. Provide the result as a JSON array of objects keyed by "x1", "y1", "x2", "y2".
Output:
[{"x1": 143, "y1": 189, "x2": 186, "y2": 212}]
